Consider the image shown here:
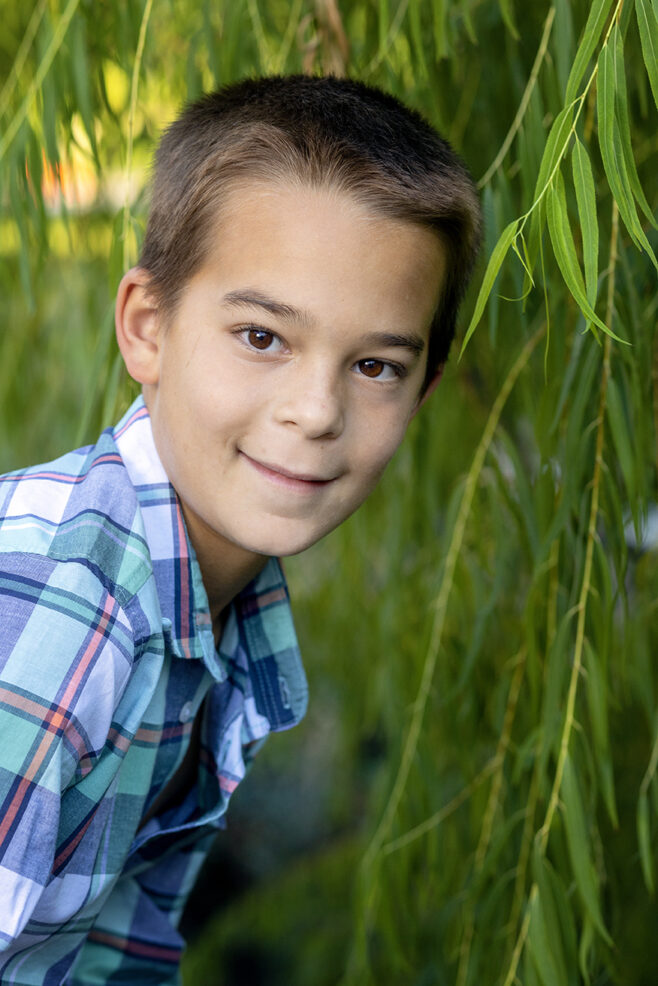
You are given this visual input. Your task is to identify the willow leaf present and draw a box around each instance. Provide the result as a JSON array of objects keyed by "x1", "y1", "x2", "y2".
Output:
[
  {"x1": 565, "y1": 0, "x2": 615, "y2": 102},
  {"x1": 597, "y1": 36, "x2": 636, "y2": 230},
  {"x1": 612, "y1": 26, "x2": 657, "y2": 229},
  {"x1": 606, "y1": 376, "x2": 638, "y2": 518},
  {"x1": 530, "y1": 847, "x2": 570, "y2": 986},
  {"x1": 377, "y1": 0, "x2": 389, "y2": 55},
  {"x1": 498, "y1": 0, "x2": 519, "y2": 40},
  {"x1": 583, "y1": 641, "x2": 609, "y2": 760},
  {"x1": 638, "y1": 792, "x2": 655, "y2": 894},
  {"x1": 579, "y1": 915, "x2": 595, "y2": 985},
  {"x1": 459, "y1": 219, "x2": 518, "y2": 355},
  {"x1": 70, "y1": 13, "x2": 98, "y2": 160},
  {"x1": 554, "y1": 0, "x2": 574, "y2": 97},
  {"x1": 523, "y1": 103, "x2": 575, "y2": 285},
  {"x1": 431, "y1": 0, "x2": 447, "y2": 59},
  {"x1": 562, "y1": 754, "x2": 612, "y2": 943},
  {"x1": 584, "y1": 639, "x2": 618, "y2": 826},
  {"x1": 546, "y1": 171, "x2": 622, "y2": 340},
  {"x1": 545, "y1": 858, "x2": 579, "y2": 979},
  {"x1": 40, "y1": 26, "x2": 59, "y2": 165},
  {"x1": 636, "y1": 0, "x2": 658, "y2": 108},
  {"x1": 408, "y1": 0, "x2": 428, "y2": 79},
  {"x1": 597, "y1": 34, "x2": 658, "y2": 268},
  {"x1": 531, "y1": 103, "x2": 574, "y2": 209},
  {"x1": 527, "y1": 888, "x2": 564, "y2": 986},
  {"x1": 571, "y1": 137, "x2": 598, "y2": 308}
]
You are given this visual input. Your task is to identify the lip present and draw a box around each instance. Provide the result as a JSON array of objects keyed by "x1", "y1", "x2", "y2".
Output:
[{"x1": 240, "y1": 451, "x2": 337, "y2": 490}]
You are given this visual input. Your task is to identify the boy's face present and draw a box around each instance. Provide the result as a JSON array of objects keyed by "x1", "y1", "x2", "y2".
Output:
[{"x1": 130, "y1": 182, "x2": 444, "y2": 576}]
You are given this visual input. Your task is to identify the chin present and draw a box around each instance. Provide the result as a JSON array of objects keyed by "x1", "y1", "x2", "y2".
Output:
[{"x1": 237, "y1": 522, "x2": 336, "y2": 559}]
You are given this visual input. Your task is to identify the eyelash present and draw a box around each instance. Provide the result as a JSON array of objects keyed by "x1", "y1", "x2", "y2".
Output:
[{"x1": 235, "y1": 325, "x2": 407, "y2": 380}]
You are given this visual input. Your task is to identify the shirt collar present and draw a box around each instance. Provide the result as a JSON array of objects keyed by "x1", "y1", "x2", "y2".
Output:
[{"x1": 112, "y1": 396, "x2": 307, "y2": 729}]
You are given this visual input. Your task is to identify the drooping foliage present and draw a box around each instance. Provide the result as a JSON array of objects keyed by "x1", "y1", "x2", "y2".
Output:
[{"x1": 1, "y1": 1, "x2": 657, "y2": 983}]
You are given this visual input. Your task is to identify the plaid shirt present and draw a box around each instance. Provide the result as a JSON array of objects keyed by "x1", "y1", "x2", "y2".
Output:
[{"x1": 0, "y1": 397, "x2": 307, "y2": 985}]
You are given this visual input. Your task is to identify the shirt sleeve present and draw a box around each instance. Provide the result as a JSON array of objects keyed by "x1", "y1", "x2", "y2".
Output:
[
  {"x1": 0, "y1": 551, "x2": 132, "y2": 951},
  {"x1": 70, "y1": 830, "x2": 215, "y2": 986}
]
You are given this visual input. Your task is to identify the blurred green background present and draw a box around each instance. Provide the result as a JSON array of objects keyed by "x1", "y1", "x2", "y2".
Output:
[{"x1": 1, "y1": 1, "x2": 657, "y2": 983}]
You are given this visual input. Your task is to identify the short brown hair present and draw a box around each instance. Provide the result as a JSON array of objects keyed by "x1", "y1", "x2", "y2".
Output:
[{"x1": 139, "y1": 76, "x2": 481, "y2": 384}]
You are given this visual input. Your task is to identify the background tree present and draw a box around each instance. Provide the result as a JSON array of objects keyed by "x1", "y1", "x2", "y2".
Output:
[{"x1": 0, "y1": 1, "x2": 656, "y2": 983}]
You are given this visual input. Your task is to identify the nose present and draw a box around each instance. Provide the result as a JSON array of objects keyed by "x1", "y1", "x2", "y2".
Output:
[{"x1": 274, "y1": 364, "x2": 345, "y2": 440}]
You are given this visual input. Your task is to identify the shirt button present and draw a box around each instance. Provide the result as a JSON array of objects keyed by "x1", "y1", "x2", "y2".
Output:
[{"x1": 179, "y1": 701, "x2": 194, "y2": 724}]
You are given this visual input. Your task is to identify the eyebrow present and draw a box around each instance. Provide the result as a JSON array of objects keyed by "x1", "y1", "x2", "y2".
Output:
[
  {"x1": 360, "y1": 331, "x2": 426, "y2": 358},
  {"x1": 222, "y1": 289, "x2": 426, "y2": 358},
  {"x1": 221, "y1": 289, "x2": 309, "y2": 324}
]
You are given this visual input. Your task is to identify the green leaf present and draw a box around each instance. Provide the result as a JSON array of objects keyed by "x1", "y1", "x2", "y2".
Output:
[
  {"x1": 612, "y1": 24, "x2": 657, "y2": 230},
  {"x1": 597, "y1": 31, "x2": 658, "y2": 268},
  {"x1": 529, "y1": 847, "x2": 571, "y2": 986},
  {"x1": 408, "y1": 0, "x2": 429, "y2": 79},
  {"x1": 579, "y1": 915, "x2": 595, "y2": 985},
  {"x1": 527, "y1": 887, "x2": 564, "y2": 986},
  {"x1": 431, "y1": 0, "x2": 447, "y2": 59},
  {"x1": 571, "y1": 138, "x2": 598, "y2": 309},
  {"x1": 554, "y1": 0, "x2": 574, "y2": 97},
  {"x1": 531, "y1": 104, "x2": 575, "y2": 208},
  {"x1": 584, "y1": 639, "x2": 618, "y2": 826},
  {"x1": 377, "y1": 0, "x2": 389, "y2": 55},
  {"x1": 523, "y1": 103, "x2": 576, "y2": 292},
  {"x1": 561, "y1": 754, "x2": 612, "y2": 943},
  {"x1": 636, "y1": 0, "x2": 658, "y2": 108},
  {"x1": 565, "y1": 0, "x2": 615, "y2": 102},
  {"x1": 39, "y1": 20, "x2": 60, "y2": 166},
  {"x1": 546, "y1": 170, "x2": 625, "y2": 341},
  {"x1": 606, "y1": 376, "x2": 638, "y2": 516},
  {"x1": 70, "y1": 12, "x2": 98, "y2": 160},
  {"x1": 459, "y1": 219, "x2": 518, "y2": 355},
  {"x1": 498, "y1": 0, "x2": 519, "y2": 41},
  {"x1": 540, "y1": 611, "x2": 575, "y2": 771},
  {"x1": 584, "y1": 641, "x2": 609, "y2": 758},
  {"x1": 638, "y1": 791, "x2": 655, "y2": 894}
]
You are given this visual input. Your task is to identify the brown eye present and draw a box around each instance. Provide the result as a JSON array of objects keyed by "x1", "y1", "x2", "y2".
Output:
[
  {"x1": 247, "y1": 328, "x2": 274, "y2": 350},
  {"x1": 358, "y1": 359, "x2": 386, "y2": 378}
]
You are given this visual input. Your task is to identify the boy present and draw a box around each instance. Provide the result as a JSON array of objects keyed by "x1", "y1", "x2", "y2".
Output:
[{"x1": 0, "y1": 76, "x2": 480, "y2": 983}]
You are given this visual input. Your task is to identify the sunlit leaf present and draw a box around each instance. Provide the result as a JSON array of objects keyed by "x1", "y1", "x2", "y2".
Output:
[
  {"x1": 70, "y1": 13, "x2": 98, "y2": 160},
  {"x1": 597, "y1": 29, "x2": 658, "y2": 268},
  {"x1": 460, "y1": 219, "x2": 518, "y2": 355},
  {"x1": 571, "y1": 137, "x2": 598, "y2": 309},
  {"x1": 611, "y1": 25, "x2": 657, "y2": 234},
  {"x1": 546, "y1": 170, "x2": 624, "y2": 341},
  {"x1": 431, "y1": 0, "x2": 447, "y2": 59},
  {"x1": 565, "y1": 0, "x2": 615, "y2": 102}
]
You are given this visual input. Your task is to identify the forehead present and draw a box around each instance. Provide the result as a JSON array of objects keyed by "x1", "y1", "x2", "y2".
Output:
[{"x1": 194, "y1": 180, "x2": 445, "y2": 334}]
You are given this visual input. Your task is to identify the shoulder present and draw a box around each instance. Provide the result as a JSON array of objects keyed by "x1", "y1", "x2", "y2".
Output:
[
  {"x1": 0, "y1": 425, "x2": 153, "y2": 608},
  {"x1": 0, "y1": 552, "x2": 139, "y2": 789}
]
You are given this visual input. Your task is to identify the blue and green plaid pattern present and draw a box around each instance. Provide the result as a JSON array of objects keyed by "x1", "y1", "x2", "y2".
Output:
[{"x1": 0, "y1": 397, "x2": 307, "y2": 984}]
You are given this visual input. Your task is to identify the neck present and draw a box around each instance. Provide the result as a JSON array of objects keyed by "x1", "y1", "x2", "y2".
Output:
[{"x1": 180, "y1": 504, "x2": 269, "y2": 631}]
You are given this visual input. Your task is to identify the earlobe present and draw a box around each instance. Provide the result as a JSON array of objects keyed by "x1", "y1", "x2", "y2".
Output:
[{"x1": 115, "y1": 267, "x2": 162, "y2": 387}]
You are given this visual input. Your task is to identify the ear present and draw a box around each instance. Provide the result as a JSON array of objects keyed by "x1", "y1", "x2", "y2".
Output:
[
  {"x1": 411, "y1": 363, "x2": 444, "y2": 418},
  {"x1": 115, "y1": 267, "x2": 162, "y2": 387}
]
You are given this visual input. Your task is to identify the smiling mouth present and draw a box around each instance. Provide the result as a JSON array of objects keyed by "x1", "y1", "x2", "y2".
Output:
[{"x1": 240, "y1": 452, "x2": 337, "y2": 490}]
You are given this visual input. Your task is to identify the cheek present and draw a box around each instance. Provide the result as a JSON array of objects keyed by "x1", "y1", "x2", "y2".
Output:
[{"x1": 356, "y1": 419, "x2": 410, "y2": 487}]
